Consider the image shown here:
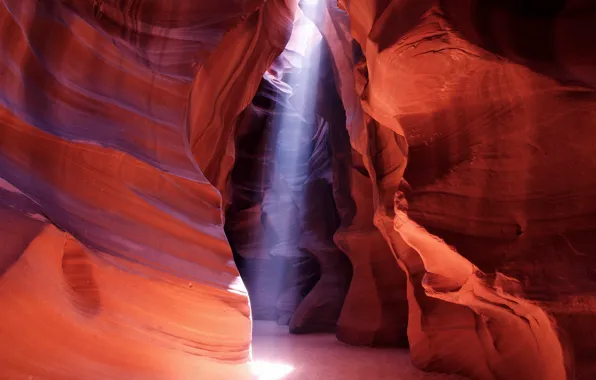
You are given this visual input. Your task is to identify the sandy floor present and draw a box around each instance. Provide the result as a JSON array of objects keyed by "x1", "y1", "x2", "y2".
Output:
[{"x1": 251, "y1": 321, "x2": 469, "y2": 380}]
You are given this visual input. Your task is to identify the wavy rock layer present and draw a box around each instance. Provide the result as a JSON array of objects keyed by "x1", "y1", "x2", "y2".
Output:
[
  {"x1": 325, "y1": 0, "x2": 596, "y2": 379},
  {"x1": 2, "y1": 0, "x2": 596, "y2": 379},
  {"x1": 0, "y1": 0, "x2": 294, "y2": 378}
]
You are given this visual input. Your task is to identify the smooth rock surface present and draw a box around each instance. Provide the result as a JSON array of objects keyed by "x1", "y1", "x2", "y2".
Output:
[
  {"x1": 2, "y1": 1, "x2": 596, "y2": 379},
  {"x1": 0, "y1": 0, "x2": 295, "y2": 378}
]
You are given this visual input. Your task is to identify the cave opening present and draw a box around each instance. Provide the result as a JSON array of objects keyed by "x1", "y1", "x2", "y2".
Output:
[
  {"x1": 225, "y1": 0, "x2": 415, "y2": 352},
  {"x1": 224, "y1": 0, "x2": 353, "y2": 333},
  {"x1": 222, "y1": 3, "x2": 425, "y2": 378}
]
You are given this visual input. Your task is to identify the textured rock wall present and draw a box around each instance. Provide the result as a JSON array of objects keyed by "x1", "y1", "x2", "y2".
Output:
[
  {"x1": 0, "y1": 0, "x2": 294, "y2": 378},
  {"x1": 320, "y1": 0, "x2": 596, "y2": 379},
  {"x1": 2, "y1": 0, "x2": 596, "y2": 379}
]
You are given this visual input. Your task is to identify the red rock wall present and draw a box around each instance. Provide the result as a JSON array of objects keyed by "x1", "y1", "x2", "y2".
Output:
[
  {"x1": 2, "y1": 0, "x2": 596, "y2": 379},
  {"x1": 0, "y1": 0, "x2": 294, "y2": 378},
  {"x1": 321, "y1": 0, "x2": 596, "y2": 379}
]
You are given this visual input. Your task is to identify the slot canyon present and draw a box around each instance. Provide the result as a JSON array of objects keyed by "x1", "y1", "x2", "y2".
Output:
[{"x1": 1, "y1": 0, "x2": 595, "y2": 379}]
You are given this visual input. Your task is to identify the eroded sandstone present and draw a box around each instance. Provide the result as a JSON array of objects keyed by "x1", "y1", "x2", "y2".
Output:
[{"x1": 1, "y1": 0, "x2": 596, "y2": 379}]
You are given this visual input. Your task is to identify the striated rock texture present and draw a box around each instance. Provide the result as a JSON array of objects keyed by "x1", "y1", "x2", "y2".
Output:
[
  {"x1": 321, "y1": 0, "x2": 596, "y2": 379},
  {"x1": 2, "y1": 0, "x2": 596, "y2": 379},
  {"x1": 0, "y1": 0, "x2": 295, "y2": 378}
]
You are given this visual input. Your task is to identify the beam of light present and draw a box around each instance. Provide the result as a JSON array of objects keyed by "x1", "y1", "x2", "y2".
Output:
[
  {"x1": 266, "y1": 6, "x2": 322, "y2": 214},
  {"x1": 249, "y1": 2, "x2": 324, "y2": 376},
  {"x1": 244, "y1": 0, "x2": 325, "y2": 309},
  {"x1": 251, "y1": 360, "x2": 295, "y2": 380},
  {"x1": 262, "y1": 5, "x2": 324, "y2": 250}
]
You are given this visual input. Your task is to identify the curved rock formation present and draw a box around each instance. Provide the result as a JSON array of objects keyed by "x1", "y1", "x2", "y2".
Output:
[
  {"x1": 323, "y1": 0, "x2": 595, "y2": 378},
  {"x1": 0, "y1": 0, "x2": 294, "y2": 378},
  {"x1": 2, "y1": 0, "x2": 596, "y2": 379}
]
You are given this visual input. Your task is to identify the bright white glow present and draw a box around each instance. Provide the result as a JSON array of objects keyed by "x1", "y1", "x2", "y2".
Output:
[
  {"x1": 254, "y1": 3, "x2": 325, "y2": 260},
  {"x1": 251, "y1": 360, "x2": 295, "y2": 380},
  {"x1": 247, "y1": 0, "x2": 325, "y2": 335}
]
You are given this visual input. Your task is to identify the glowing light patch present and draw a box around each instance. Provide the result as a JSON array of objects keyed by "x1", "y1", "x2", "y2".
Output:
[
  {"x1": 228, "y1": 275, "x2": 248, "y2": 296},
  {"x1": 251, "y1": 360, "x2": 295, "y2": 380}
]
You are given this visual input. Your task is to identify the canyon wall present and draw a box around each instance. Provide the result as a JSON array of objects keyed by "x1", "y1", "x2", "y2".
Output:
[
  {"x1": 1, "y1": 0, "x2": 596, "y2": 379},
  {"x1": 0, "y1": 0, "x2": 294, "y2": 378},
  {"x1": 321, "y1": 0, "x2": 596, "y2": 379}
]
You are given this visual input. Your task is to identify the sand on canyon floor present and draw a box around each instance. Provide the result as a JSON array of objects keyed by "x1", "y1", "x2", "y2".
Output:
[{"x1": 251, "y1": 321, "x2": 470, "y2": 380}]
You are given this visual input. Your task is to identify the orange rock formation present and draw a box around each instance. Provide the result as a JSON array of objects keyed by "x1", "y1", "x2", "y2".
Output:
[{"x1": 1, "y1": 0, "x2": 595, "y2": 379}]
